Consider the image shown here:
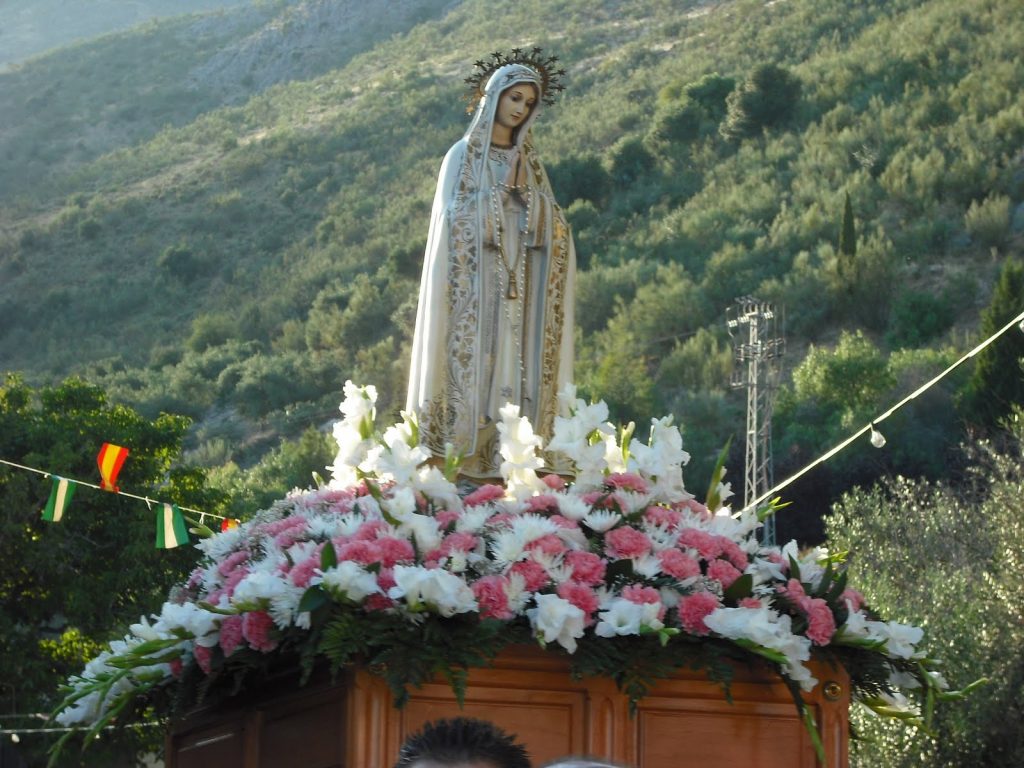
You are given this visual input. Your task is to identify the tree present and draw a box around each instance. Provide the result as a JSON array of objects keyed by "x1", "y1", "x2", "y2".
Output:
[
  {"x1": 0, "y1": 375, "x2": 222, "y2": 766},
  {"x1": 958, "y1": 258, "x2": 1024, "y2": 429},
  {"x1": 838, "y1": 191, "x2": 856, "y2": 258},
  {"x1": 720, "y1": 63, "x2": 802, "y2": 140},
  {"x1": 826, "y1": 421, "x2": 1024, "y2": 766}
]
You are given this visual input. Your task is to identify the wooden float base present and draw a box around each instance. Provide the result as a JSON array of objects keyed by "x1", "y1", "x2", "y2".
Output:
[{"x1": 167, "y1": 645, "x2": 849, "y2": 768}]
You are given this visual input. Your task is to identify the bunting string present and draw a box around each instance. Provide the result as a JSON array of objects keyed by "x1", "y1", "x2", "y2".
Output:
[{"x1": 0, "y1": 456, "x2": 225, "y2": 523}]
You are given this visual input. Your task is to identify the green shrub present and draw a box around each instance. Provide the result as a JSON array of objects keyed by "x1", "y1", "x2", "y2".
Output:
[
  {"x1": 720, "y1": 63, "x2": 802, "y2": 140},
  {"x1": 964, "y1": 193, "x2": 1011, "y2": 250},
  {"x1": 885, "y1": 289, "x2": 955, "y2": 349},
  {"x1": 826, "y1": 425, "x2": 1024, "y2": 766}
]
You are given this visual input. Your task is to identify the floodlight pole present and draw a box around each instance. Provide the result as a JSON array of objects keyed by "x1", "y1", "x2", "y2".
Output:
[{"x1": 727, "y1": 297, "x2": 784, "y2": 544}]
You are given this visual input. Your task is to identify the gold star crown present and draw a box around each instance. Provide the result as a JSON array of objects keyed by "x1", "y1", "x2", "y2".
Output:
[{"x1": 463, "y1": 47, "x2": 566, "y2": 112}]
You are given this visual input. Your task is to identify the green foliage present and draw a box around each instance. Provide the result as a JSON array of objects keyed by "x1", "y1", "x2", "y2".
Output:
[
  {"x1": 604, "y1": 135, "x2": 657, "y2": 187},
  {"x1": 187, "y1": 312, "x2": 238, "y2": 354},
  {"x1": 206, "y1": 426, "x2": 335, "y2": 518},
  {"x1": 547, "y1": 153, "x2": 611, "y2": 206},
  {"x1": 838, "y1": 190, "x2": 856, "y2": 258},
  {"x1": 0, "y1": 374, "x2": 223, "y2": 765},
  {"x1": 0, "y1": 0, "x2": 1022, "y2": 547},
  {"x1": 826, "y1": 423, "x2": 1024, "y2": 766},
  {"x1": 157, "y1": 241, "x2": 205, "y2": 283},
  {"x1": 964, "y1": 193, "x2": 1012, "y2": 250},
  {"x1": 790, "y1": 331, "x2": 895, "y2": 431},
  {"x1": 773, "y1": 335, "x2": 964, "y2": 535},
  {"x1": 885, "y1": 289, "x2": 955, "y2": 349},
  {"x1": 682, "y1": 73, "x2": 736, "y2": 121},
  {"x1": 958, "y1": 257, "x2": 1024, "y2": 430},
  {"x1": 720, "y1": 63, "x2": 802, "y2": 140},
  {"x1": 646, "y1": 97, "x2": 705, "y2": 147}
]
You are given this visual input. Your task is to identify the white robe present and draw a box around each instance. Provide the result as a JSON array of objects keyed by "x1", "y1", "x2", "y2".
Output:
[{"x1": 406, "y1": 64, "x2": 576, "y2": 478}]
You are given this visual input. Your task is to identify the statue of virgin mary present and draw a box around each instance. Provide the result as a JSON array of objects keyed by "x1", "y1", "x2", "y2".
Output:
[{"x1": 406, "y1": 53, "x2": 576, "y2": 478}]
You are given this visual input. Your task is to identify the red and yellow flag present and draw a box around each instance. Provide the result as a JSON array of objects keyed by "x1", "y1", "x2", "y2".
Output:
[{"x1": 96, "y1": 442, "x2": 129, "y2": 492}]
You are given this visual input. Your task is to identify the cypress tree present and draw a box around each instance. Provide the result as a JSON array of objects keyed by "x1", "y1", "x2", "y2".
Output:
[
  {"x1": 959, "y1": 258, "x2": 1024, "y2": 429},
  {"x1": 839, "y1": 191, "x2": 856, "y2": 258}
]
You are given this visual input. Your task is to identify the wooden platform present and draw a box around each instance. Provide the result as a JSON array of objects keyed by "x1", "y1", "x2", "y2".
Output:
[{"x1": 167, "y1": 646, "x2": 849, "y2": 767}]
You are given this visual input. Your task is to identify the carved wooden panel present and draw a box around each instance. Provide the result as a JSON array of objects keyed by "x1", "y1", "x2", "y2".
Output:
[{"x1": 168, "y1": 647, "x2": 849, "y2": 768}]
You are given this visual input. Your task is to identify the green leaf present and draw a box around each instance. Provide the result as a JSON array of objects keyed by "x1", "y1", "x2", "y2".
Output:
[
  {"x1": 298, "y1": 585, "x2": 328, "y2": 613},
  {"x1": 723, "y1": 573, "x2": 754, "y2": 603},
  {"x1": 788, "y1": 554, "x2": 802, "y2": 582},
  {"x1": 321, "y1": 539, "x2": 338, "y2": 570},
  {"x1": 802, "y1": 706, "x2": 828, "y2": 767}
]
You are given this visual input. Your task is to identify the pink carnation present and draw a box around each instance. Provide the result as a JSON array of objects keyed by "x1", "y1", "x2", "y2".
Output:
[
  {"x1": 525, "y1": 533, "x2": 567, "y2": 557},
  {"x1": 779, "y1": 578, "x2": 807, "y2": 602},
  {"x1": 841, "y1": 588, "x2": 866, "y2": 612},
  {"x1": 767, "y1": 551, "x2": 788, "y2": 571},
  {"x1": 289, "y1": 554, "x2": 321, "y2": 588},
  {"x1": 720, "y1": 540, "x2": 750, "y2": 571},
  {"x1": 510, "y1": 559, "x2": 549, "y2": 592},
  {"x1": 605, "y1": 526, "x2": 652, "y2": 559},
  {"x1": 582, "y1": 490, "x2": 627, "y2": 511},
  {"x1": 352, "y1": 519, "x2": 388, "y2": 542},
  {"x1": 186, "y1": 567, "x2": 204, "y2": 590},
  {"x1": 193, "y1": 644, "x2": 213, "y2": 675},
  {"x1": 377, "y1": 536, "x2": 416, "y2": 567},
  {"x1": 557, "y1": 581, "x2": 601, "y2": 625},
  {"x1": 542, "y1": 474, "x2": 567, "y2": 491},
  {"x1": 487, "y1": 512, "x2": 516, "y2": 528},
  {"x1": 222, "y1": 566, "x2": 249, "y2": 598},
  {"x1": 242, "y1": 610, "x2": 278, "y2": 653},
  {"x1": 678, "y1": 591, "x2": 720, "y2": 636},
  {"x1": 739, "y1": 597, "x2": 763, "y2": 609},
  {"x1": 707, "y1": 558, "x2": 742, "y2": 589},
  {"x1": 463, "y1": 484, "x2": 505, "y2": 507},
  {"x1": 376, "y1": 567, "x2": 397, "y2": 591},
  {"x1": 317, "y1": 487, "x2": 356, "y2": 507},
  {"x1": 644, "y1": 506, "x2": 682, "y2": 530},
  {"x1": 621, "y1": 584, "x2": 664, "y2": 619},
  {"x1": 263, "y1": 516, "x2": 306, "y2": 537},
  {"x1": 473, "y1": 575, "x2": 514, "y2": 620},
  {"x1": 435, "y1": 509, "x2": 460, "y2": 528},
  {"x1": 549, "y1": 514, "x2": 580, "y2": 530},
  {"x1": 364, "y1": 593, "x2": 395, "y2": 611},
  {"x1": 217, "y1": 550, "x2": 250, "y2": 578},
  {"x1": 441, "y1": 531, "x2": 479, "y2": 555},
  {"x1": 565, "y1": 551, "x2": 606, "y2": 586},
  {"x1": 805, "y1": 599, "x2": 836, "y2": 646},
  {"x1": 219, "y1": 615, "x2": 245, "y2": 657},
  {"x1": 677, "y1": 529, "x2": 722, "y2": 560},
  {"x1": 605, "y1": 472, "x2": 649, "y2": 493},
  {"x1": 678, "y1": 498, "x2": 711, "y2": 519},
  {"x1": 526, "y1": 494, "x2": 560, "y2": 514},
  {"x1": 337, "y1": 540, "x2": 380, "y2": 565},
  {"x1": 658, "y1": 549, "x2": 700, "y2": 580},
  {"x1": 169, "y1": 658, "x2": 183, "y2": 678}
]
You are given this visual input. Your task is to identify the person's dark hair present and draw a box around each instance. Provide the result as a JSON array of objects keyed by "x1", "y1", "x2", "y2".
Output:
[{"x1": 394, "y1": 717, "x2": 531, "y2": 768}]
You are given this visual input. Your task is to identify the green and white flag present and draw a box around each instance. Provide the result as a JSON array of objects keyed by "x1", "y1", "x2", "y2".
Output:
[
  {"x1": 42, "y1": 476, "x2": 76, "y2": 522},
  {"x1": 155, "y1": 503, "x2": 189, "y2": 549}
]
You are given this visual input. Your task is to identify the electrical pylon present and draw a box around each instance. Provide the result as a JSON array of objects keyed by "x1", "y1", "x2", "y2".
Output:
[{"x1": 727, "y1": 297, "x2": 785, "y2": 544}]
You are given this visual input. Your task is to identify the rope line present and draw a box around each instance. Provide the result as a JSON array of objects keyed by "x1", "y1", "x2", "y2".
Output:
[
  {"x1": 0, "y1": 457, "x2": 221, "y2": 521},
  {"x1": 738, "y1": 306, "x2": 1024, "y2": 516}
]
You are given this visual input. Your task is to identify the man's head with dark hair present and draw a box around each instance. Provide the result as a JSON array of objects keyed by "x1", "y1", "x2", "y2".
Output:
[{"x1": 394, "y1": 717, "x2": 531, "y2": 768}]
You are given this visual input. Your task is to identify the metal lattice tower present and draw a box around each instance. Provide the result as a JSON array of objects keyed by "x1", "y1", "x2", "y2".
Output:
[{"x1": 727, "y1": 297, "x2": 785, "y2": 544}]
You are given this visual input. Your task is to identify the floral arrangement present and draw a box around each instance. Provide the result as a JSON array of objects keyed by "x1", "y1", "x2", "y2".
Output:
[{"x1": 52, "y1": 382, "x2": 979, "y2": 762}]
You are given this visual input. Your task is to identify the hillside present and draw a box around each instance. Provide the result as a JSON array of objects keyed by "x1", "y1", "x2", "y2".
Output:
[
  {"x1": 0, "y1": 0, "x2": 251, "y2": 69},
  {"x1": 1, "y1": 0, "x2": 1022, "y2": 537}
]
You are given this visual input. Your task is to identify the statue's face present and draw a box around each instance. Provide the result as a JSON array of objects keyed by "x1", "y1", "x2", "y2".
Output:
[{"x1": 495, "y1": 83, "x2": 538, "y2": 133}]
